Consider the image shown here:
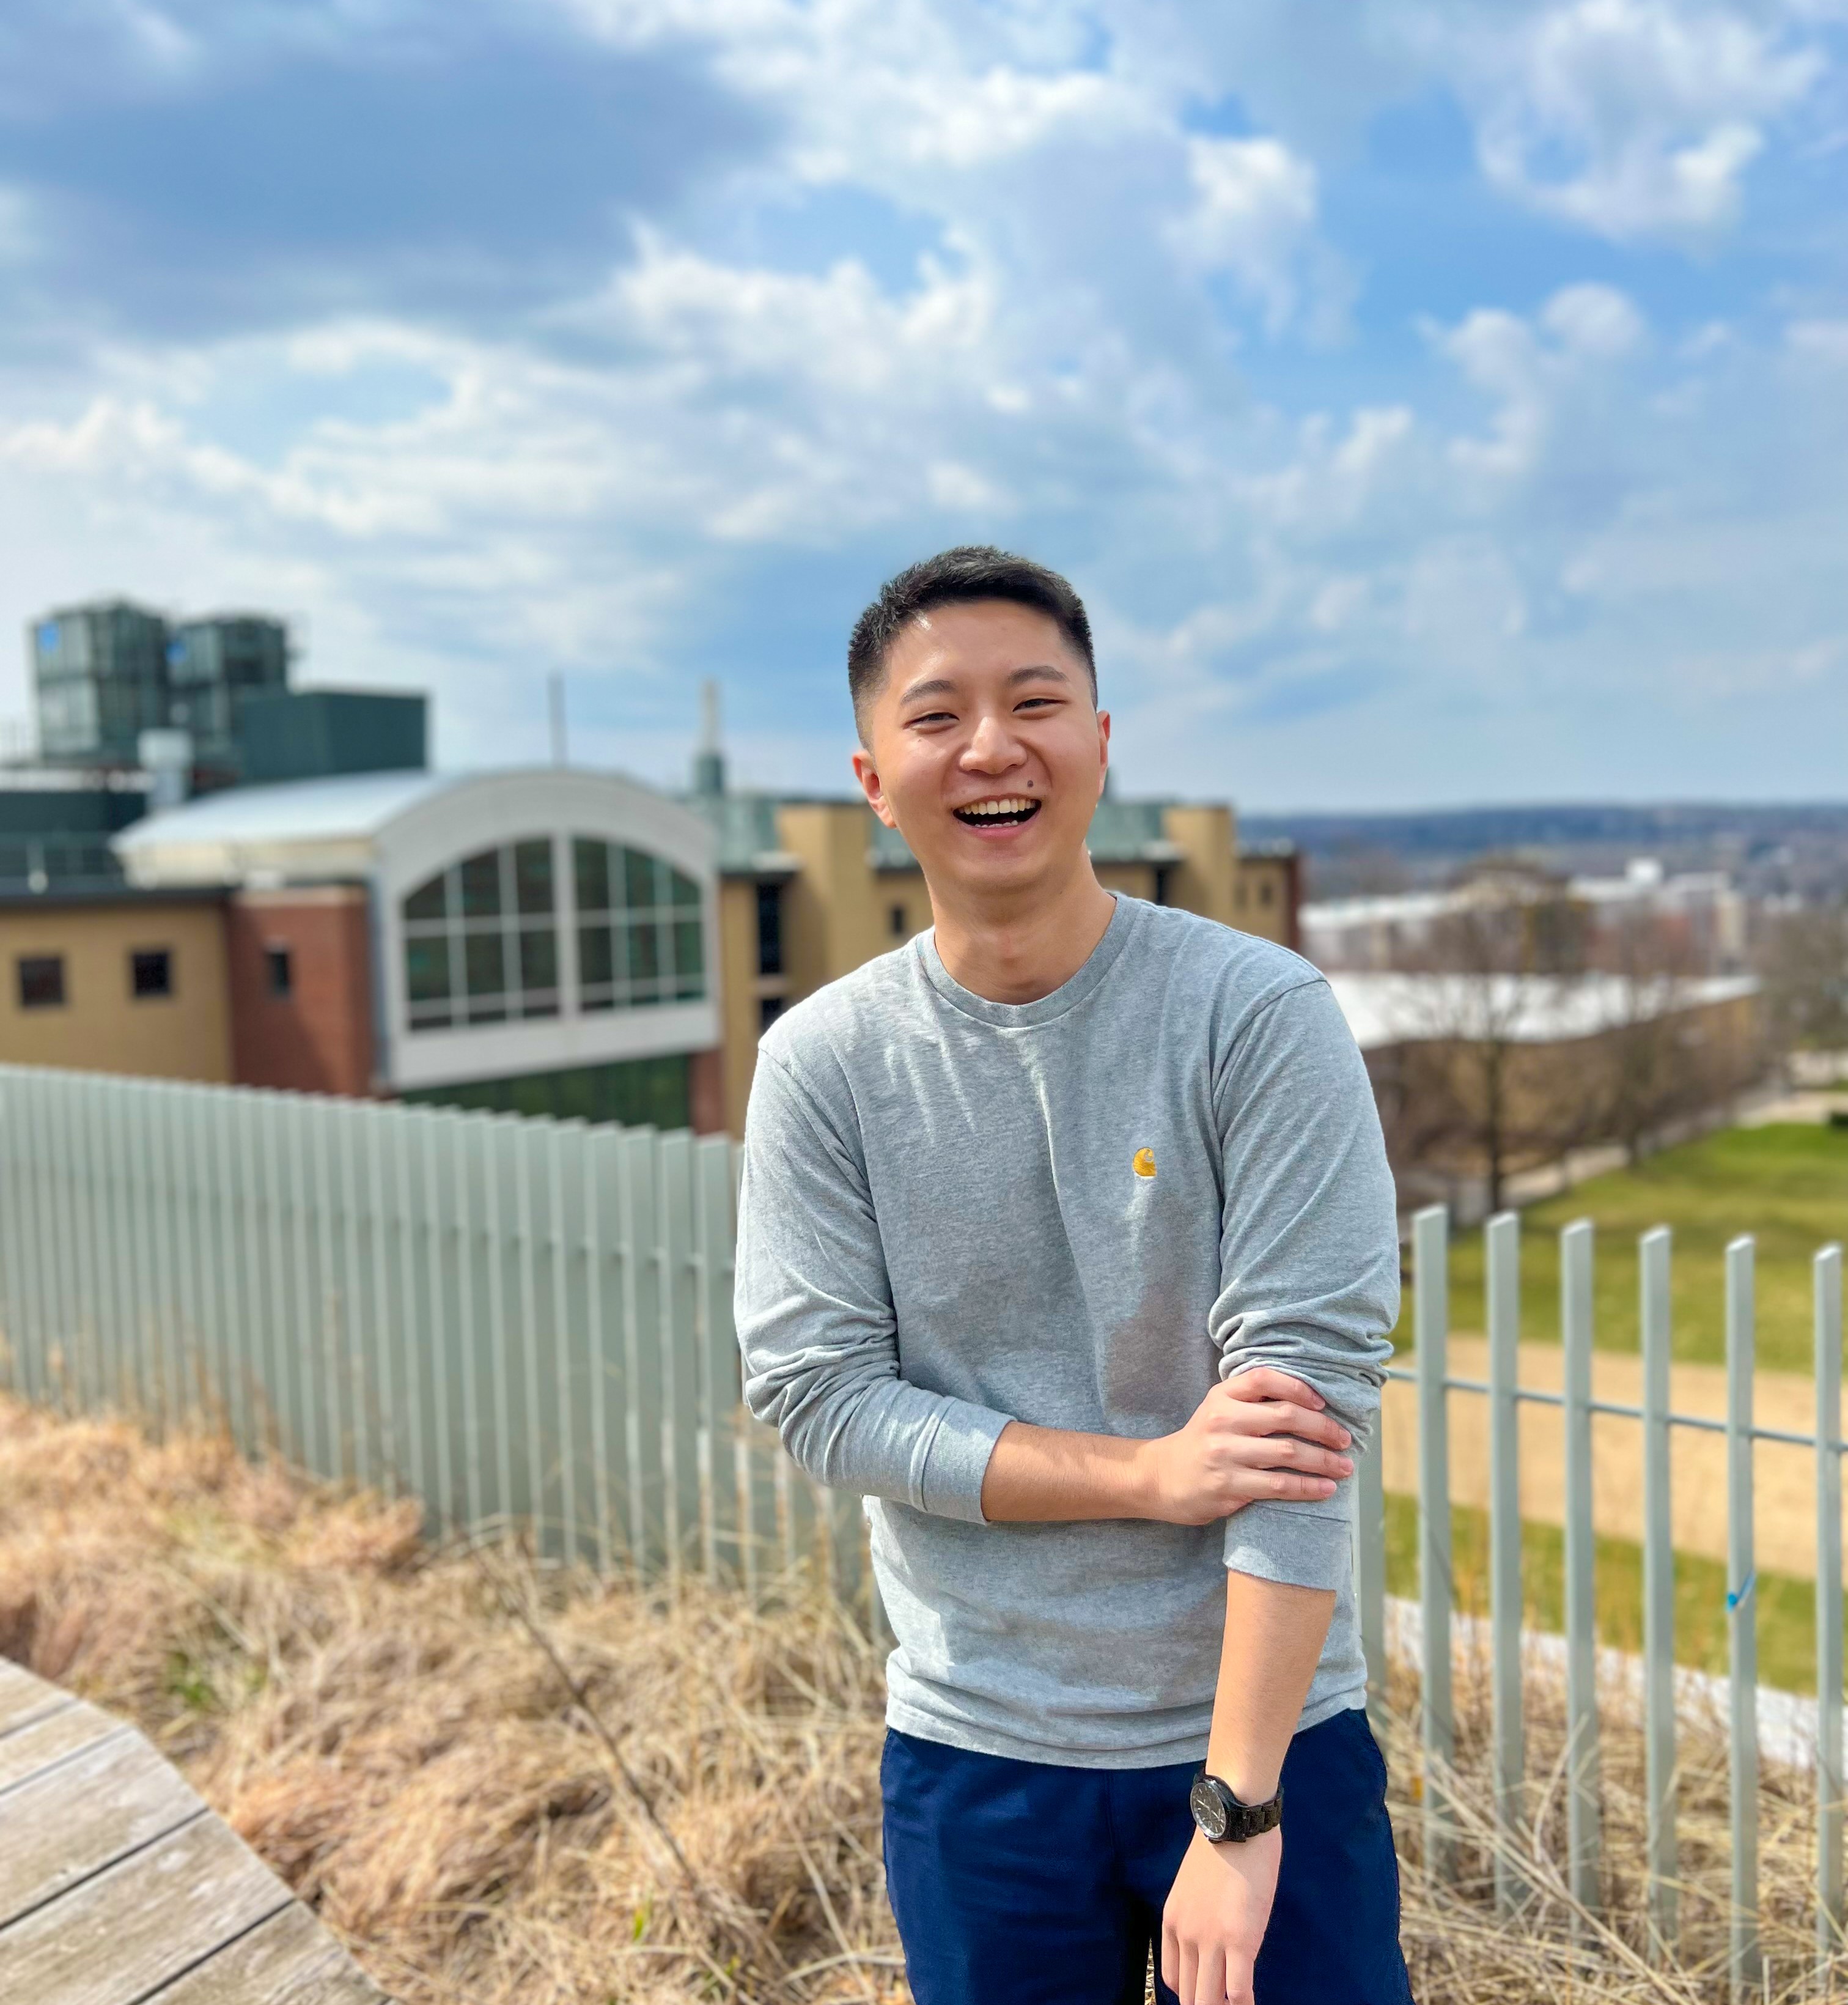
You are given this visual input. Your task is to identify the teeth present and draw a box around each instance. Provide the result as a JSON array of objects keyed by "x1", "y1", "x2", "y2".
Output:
[{"x1": 962, "y1": 797, "x2": 1036, "y2": 818}]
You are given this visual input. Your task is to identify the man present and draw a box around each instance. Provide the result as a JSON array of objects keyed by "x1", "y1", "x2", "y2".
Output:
[{"x1": 735, "y1": 547, "x2": 1409, "y2": 2005}]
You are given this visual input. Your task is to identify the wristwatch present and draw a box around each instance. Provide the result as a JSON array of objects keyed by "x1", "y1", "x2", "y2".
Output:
[{"x1": 1188, "y1": 1770, "x2": 1283, "y2": 1844}]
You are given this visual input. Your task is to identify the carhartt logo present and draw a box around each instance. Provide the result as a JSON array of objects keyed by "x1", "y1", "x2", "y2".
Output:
[{"x1": 1132, "y1": 1147, "x2": 1157, "y2": 1180}]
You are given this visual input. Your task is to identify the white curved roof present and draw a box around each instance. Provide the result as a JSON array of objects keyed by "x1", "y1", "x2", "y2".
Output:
[
  {"x1": 116, "y1": 769, "x2": 468, "y2": 853},
  {"x1": 115, "y1": 766, "x2": 712, "y2": 888}
]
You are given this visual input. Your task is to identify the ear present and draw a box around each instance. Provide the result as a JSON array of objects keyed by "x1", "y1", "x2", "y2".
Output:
[
  {"x1": 1096, "y1": 709, "x2": 1111, "y2": 799},
  {"x1": 851, "y1": 746, "x2": 902, "y2": 830}
]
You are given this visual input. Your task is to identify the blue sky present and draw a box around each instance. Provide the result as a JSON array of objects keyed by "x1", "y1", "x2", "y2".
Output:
[{"x1": 1, "y1": 0, "x2": 1843, "y2": 808}]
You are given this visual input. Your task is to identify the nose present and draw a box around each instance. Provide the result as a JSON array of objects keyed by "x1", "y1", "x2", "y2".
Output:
[{"x1": 960, "y1": 710, "x2": 1026, "y2": 774}]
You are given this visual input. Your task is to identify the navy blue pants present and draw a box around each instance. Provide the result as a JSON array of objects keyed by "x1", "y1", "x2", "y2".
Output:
[{"x1": 881, "y1": 1707, "x2": 1412, "y2": 2004}]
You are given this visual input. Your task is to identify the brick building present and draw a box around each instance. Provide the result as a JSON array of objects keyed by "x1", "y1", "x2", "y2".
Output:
[{"x1": 109, "y1": 767, "x2": 724, "y2": 1128}]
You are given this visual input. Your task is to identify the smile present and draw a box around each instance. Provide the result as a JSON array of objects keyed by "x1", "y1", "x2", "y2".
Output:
[{"x1": 953, "y1": 797, "x2": 1042, "y2": 827}]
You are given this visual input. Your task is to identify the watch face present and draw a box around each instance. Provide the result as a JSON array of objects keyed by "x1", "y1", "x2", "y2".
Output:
[{"x1": 1189, "y1": 1774, "x2": 1229, "y2": 1842}]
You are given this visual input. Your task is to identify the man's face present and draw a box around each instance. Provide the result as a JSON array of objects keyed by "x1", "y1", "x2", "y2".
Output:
[{"x1": 851, "y1": 599, "x2": 1110, "y2": 901}]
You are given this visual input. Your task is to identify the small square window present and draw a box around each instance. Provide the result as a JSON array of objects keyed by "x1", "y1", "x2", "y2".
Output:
[
  {"x1": 18, "y1": 955, "x2": 65, "y2": 1010},
  {"x1": 266, "y1": 945, "x2": 293, "y2": 998},
  {"x1": 889, "y1": 903, "x2": 908, "y2": 939},
  {"x1": 130, "y1": 948, "x2": 173, "y2": 999}
]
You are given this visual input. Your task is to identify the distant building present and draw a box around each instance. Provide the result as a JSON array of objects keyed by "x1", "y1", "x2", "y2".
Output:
[
  {"x1": 23, "y1": 596, "x2": 427, "y2": 794},
  {"x1": 686, "y1": 717, "x2": 1300, "y2": 1134},
  {"x1": 165, "y1": 614, "x2": 290, "y2": 775},
  {"x1": 110, "y1": 767, "x2": 722, "y2": 1127},
  {"x1": 31, "y1": 600, "x2": 170, "y2": 765},
  {"x1": 0, "y1": 882, "x2": 234, "y2": 1085},
  {"x1": 236, "y1": 687, "x2": 429, "y2": 786},
  {"x1": 1301, "y1": 856, "x2": 1747, "y2": 978}
]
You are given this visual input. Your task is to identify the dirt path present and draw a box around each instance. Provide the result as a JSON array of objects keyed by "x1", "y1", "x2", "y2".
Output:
[{"x1": 1380, "y1": 1340, "x2": 1838, "y2": 1581}]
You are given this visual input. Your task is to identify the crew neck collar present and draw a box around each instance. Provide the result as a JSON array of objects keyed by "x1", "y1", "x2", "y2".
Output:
[{"x1": 916, "y1": 892, "x2": 1140, "y2": 1027}]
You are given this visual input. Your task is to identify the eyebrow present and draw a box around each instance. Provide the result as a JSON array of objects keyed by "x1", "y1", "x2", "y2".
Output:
[{"x1": 896, "y1": 662, "x2": 1074, "y2": 706}]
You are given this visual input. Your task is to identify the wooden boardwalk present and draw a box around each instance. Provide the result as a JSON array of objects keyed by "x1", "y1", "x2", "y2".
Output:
[{"x1": 0, "y1": 1655, "x2": 389, "y2": 2004}]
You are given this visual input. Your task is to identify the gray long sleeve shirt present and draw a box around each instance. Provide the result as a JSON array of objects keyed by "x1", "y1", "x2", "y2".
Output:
[{"x1": 735, "y1": 895, "x2": 1399, "y2": 1767}]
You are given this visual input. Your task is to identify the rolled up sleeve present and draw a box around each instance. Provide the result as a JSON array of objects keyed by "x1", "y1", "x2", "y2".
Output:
[
  {"x1": 736, "y1": 1049, "x2": 1011, "y2": 1521},
  {"x1": 1209, "y1": 979, "x2": 1401, "y2": 1590}
]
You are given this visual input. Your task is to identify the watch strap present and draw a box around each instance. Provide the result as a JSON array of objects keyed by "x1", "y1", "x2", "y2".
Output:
[{"x1": 1189, "y1": 1769, "x2": 1283, "y2": 1843}]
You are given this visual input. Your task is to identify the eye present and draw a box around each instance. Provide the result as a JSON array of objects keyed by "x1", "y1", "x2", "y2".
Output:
[{"x1": 906, "y1": 709, "x2": 957, "y2": 728}]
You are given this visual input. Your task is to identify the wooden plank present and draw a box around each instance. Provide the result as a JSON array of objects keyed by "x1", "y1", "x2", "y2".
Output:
[
  {"x1": 143, "y1": 1902, "x2": 390, "y2": 2004},
  {"x1": 0, "y1": 1812, "x2": 289, "y2": 2005},
  {"x1": 0, "y1": 1726, "x2": 201, "y2": 1925},
  {"x1": 0, "y1": 1660, "x2": 67, "y2": 1738},
  {"x1": 0, "y1": 1704, "x2": 119, "y2": 1796}
]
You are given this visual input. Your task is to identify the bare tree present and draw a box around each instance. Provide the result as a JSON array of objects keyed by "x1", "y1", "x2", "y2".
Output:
[
  {"x1": 1756, "y1": 901, "x2": 1848, "y2": 1071},
  {"x1": 1377, "y1": 884, "x2": 1599, "y2": 1215}
]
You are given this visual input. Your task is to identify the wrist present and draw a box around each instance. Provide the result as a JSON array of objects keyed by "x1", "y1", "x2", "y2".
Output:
[{"x1": 1123, "y1": 1436, "x2": 1169, "y2": 1521}]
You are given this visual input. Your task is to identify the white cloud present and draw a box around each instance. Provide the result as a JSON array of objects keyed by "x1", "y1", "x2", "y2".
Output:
[
  {"x1": 1468, "y1": 0, "x2": 1822, "y2": 240},
  {"x1": 1172, "y1": 136, "x2": 1322, "y2": 334}
]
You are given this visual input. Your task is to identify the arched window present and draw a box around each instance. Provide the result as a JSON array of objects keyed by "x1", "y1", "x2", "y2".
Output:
[
  {"x1": 402, "y1": 838, "x2": 559, "y2": 1030},
  {"x1": 573, "y1": 838, "x2": 705, "y2": 1011}
]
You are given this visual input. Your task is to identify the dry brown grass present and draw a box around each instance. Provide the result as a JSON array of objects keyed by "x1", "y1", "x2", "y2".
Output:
[{"x1": 1, "y1": 1391, "x2": 1842, "y2": 2003}]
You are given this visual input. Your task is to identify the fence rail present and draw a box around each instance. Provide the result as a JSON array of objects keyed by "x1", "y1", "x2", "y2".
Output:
[
  {"x1": 2, "y1": 1066, "x2": 1846, "y2": 1988},
  {"x1": 1357, "y1": 1202, "x2": 1847, "y2": 1994}
]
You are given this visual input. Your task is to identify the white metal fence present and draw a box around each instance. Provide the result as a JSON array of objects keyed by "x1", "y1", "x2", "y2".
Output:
[
  {"x1": 2, "y1": 1065, "x2": 1844, "y2": 1987},
  {"x1": 0, "y1": 1062, "x2": 875, "y2": 1616},
  {"x1": 1358, "y1": 1204, "x2": 1846, "y2": 1993}
]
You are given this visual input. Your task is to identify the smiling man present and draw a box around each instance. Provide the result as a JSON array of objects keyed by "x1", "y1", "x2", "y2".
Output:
[{"x1": 735, "y1": 547, "x2": 1410, "y2": 2005}]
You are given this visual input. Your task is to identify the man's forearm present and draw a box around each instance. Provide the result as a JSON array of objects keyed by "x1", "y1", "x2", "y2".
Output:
[
  {"x1": 1207, "y1": 1571, "x2": 1336, "y2": 1800},
  {"x1": 979, "y1": 1374, "x2": 1353, "y2": 1526},
  {"x1": 978, "y1": 1417, "x2": 1160, "y2": 1522}
]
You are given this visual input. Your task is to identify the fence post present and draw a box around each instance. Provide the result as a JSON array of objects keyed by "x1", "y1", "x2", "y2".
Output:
[
  {"x1": 1640, "y1": 1225, "x2": 1678, "y2": 1962},
  {"x1": 1727, "y1": 1235, "x2": 1760, "y2": 2001},
  {"x1": 695, "y1": 1137, "x2": 740, "y2": 1584},
  {"x1": 1414, "y1": 1203, "x2": 1452, "y2": 1883},
  {"x1": 1355, "y1": 1416, "x2": 1388, "y2": 1744},
  {"x1": 1485, "y1": 1210, "x2": 1524, "y2": 1914},
  {"x1": 1818, "y1": 1244, "x2": 1844, "y2": 1983},
  {"x1": 1561, "y1": 1217, "x2": 1602, "y2": 1925}
]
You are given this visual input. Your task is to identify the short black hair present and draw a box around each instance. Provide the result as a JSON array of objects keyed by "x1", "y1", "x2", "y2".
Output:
[{"x1": 847, "y1": 545, "x2": 1096, "y2": 727}]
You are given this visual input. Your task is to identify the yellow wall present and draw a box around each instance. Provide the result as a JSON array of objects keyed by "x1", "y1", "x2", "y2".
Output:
[
  {"x1": 776, "y1": 803, "x2": 889, "y2": 992},
  {"x1": 1233, "y1": 854, "x2": 1295, "y2": 945},
  {"x1": 0, "y1": 899, "x2": 232, "y2": 1082},
  {"x1": 1162, "y1": 805, "x2": 1239, "y2": 926},
  {"x1": 1092, "y1": 862, "x2": 1159, "y2": 901}
]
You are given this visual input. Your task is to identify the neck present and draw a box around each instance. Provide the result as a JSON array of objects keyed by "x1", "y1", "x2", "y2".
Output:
[{"x1": 928, "y1": 856, "x2": 1117, "y2": 1004}]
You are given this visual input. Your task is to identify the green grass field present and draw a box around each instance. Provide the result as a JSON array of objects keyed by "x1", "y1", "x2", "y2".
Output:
[
  {"x1": 1383, "y1": 1493, "x2": 1835, "y2": 1695},
  {"x1": 1405, "y1": 1122, "x2": 1848, "y2": 1373}
]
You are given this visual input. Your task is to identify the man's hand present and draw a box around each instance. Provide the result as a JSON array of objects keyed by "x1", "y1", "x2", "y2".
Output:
[
  {"x1": 1161, "y1": 1826, "x2": 1279, "y2": 2005},
  {"x1": 979, "y1": 1368, "x2": 1351, "y2": 1525},
  {"x1": 1137, "y1": 1369, "x2": 1353, "y2": 1526}
]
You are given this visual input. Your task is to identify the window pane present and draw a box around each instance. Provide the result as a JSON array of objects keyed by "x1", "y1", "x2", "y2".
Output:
[
  {"x1": 573, "y1": 837, "x2": 609, "y2": 914},
  {"x1": 626, "y1": 918, "x2": 660, "y2": 982},
  {"x1": 578, "y1": 923, "x2": 613, "y2": 988},
  {"x1": 18, "y1": 955, "x2": 65, "y2": 1009},
  {"x1": 130, "y1": 948, "x2": 173, "y2": 999},
  {"x1": 669, "y1": 867, "x2": 699, "y2": 910},
  {"x1": 407, "y1": 936, "x2": 452, "y2": 1003},
  {"x1": 465, "y1": 930, "x2": 506, "y2": 999},
  {"x1": 466, "y1": 995, "x2": 508, "y2": 1025},
  {"x1": 460, "y1": 849, "x2": 503, "y2": 918},
  {"x1": 514, "y1": 838, "x2": 554, "y2": 916},
  {"x1": 404, "y1": 872, "x2": 449, "y2": 923},
  {"x1": 624, "y1": 846, "x2": 658, "y2": 910},
  {"x1": 672, "y1": 919, "x2": 704, "y2": 983},
  {"x1": 520, "y1": 927, "x2": 558, "y2": 995}
]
